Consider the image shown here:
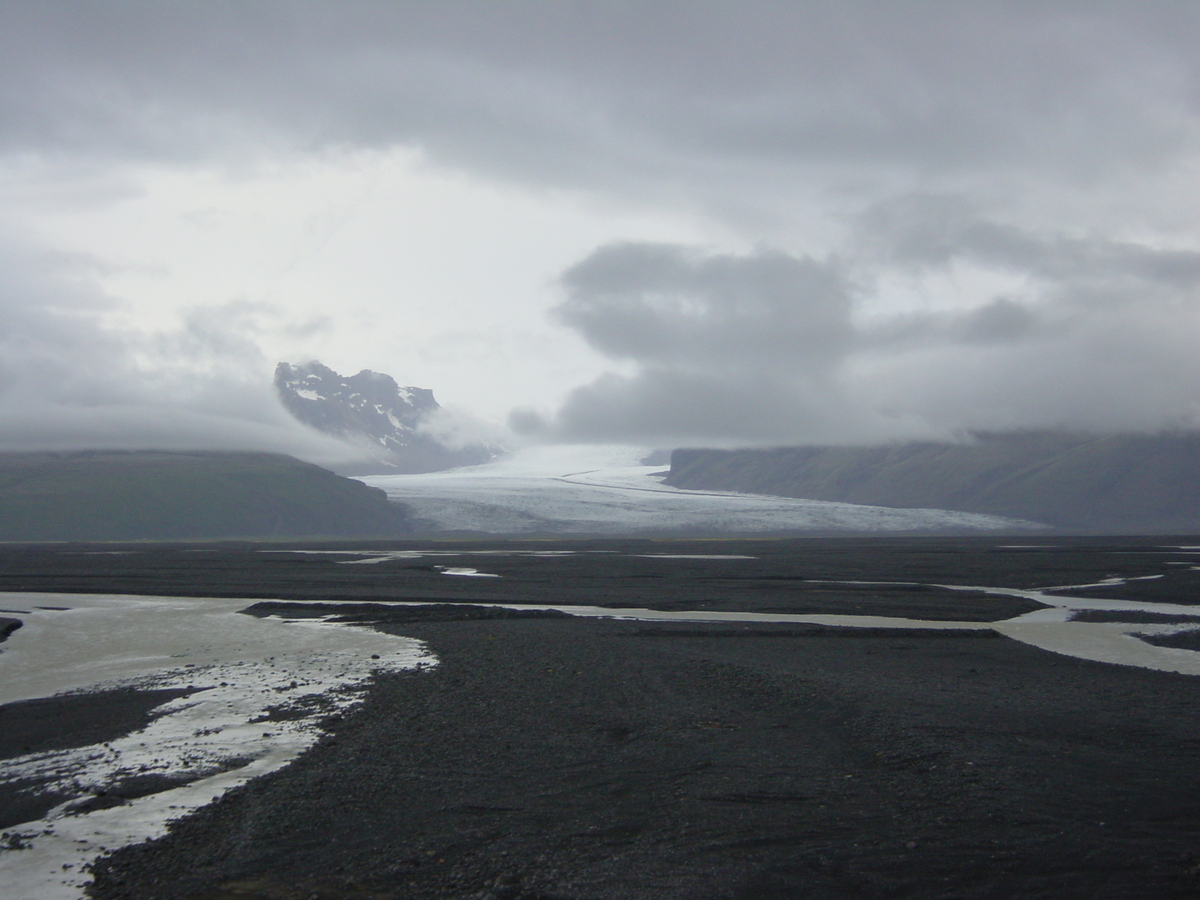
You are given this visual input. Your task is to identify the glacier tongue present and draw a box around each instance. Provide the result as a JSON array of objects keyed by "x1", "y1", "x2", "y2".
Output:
[{"x1": 359, "y1": 444, "x2": 1045, "y2": 534}]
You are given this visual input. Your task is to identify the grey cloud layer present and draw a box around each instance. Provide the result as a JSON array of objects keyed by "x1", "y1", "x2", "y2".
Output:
[
  {"x1": 3, "y1": 3, "x2": 1197, "y2": 190},
  {"x1": 556, "y1": 244, "x2": 853, "y2": 371},
  {"x1": 2, "y1": 2, "x2": 1200, "y2": 449},
  {"x1": 531, "y1": 223, "x2": 1200, "y2": 444}
]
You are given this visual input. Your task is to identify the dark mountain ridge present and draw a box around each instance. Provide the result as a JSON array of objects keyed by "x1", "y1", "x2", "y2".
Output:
[
  {"x1": 0, "y1": 451, "x2": 412, "y2": 541},
  {"x1": 665, "y1": 431, "x2": 1200, "y2": 533}
]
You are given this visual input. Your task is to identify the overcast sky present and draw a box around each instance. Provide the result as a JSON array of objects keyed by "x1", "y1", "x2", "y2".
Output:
[{"x1": 2, "y1": 1, "x2": 1200, "y2": 455}]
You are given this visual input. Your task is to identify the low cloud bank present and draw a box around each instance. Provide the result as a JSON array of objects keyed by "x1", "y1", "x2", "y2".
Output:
[
  {"x1": 520, "y1": 218, "x2": 1200, "y2": 445},
  {"x1": 5, "y1": 5, "x2": 1200, "y2": 453}
]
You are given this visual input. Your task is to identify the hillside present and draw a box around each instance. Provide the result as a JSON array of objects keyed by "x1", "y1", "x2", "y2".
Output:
[
  {"x1": 0, "y1": 451, "x2": 412, "y2": 541},
  {"x1": 665, "y1": 431, "x2": 1200, "y2": 533}
]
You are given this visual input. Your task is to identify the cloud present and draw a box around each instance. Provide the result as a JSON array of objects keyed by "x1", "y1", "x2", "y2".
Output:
[
  {"x1": 415, "y1": 405, "x2": 508, "y2": 452},
  {"x1": 2, "y1": 4, "x2": 1200, "y2": 452},
  {"x1": 530, "y1": 369, "x2": 922, "y2": 447},
  {"x1": 0, "y1": 237, "x2": 130, "y2": 405},
  {"x1": 3, "y1": 4, "x2": 1198, "y2": 195},
  {"x1": 529, "y1": 242, "x2": 893, "y2": 445},
  {"x1": 555, "y1": 242, "x2": 853, "y2": 372},
  {"x1": 0, "y1": 240, "x2": 359, "y2": 462},
  {"x1": 858, "y1": 193, "x2": 1200, "y2": 290},
  {"x1": 536, "y1": 222, "x2": 1200, "y2": 445}
]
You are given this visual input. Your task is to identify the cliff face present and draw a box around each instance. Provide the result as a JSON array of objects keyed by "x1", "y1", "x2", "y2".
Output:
[
  {"x1": 275, "y1": 361, "x2": 496, "y2": 474},
  {"x1": 0, "y1": 451, "x2": 413, "y2": 541},
  {"x1": 666, "y1": 431, "x2": 1200, "y2": 533}
]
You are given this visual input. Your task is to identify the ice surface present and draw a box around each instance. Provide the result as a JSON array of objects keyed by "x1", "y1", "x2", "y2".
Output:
[
  {"x1": 360, "y1": 444, "x2": 1040, "y2": 534},
  {"x1": 0, "y1": 592, "x2": 430, "y2": 900}
]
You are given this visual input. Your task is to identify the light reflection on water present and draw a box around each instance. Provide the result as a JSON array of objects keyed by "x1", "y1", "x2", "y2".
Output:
[{"x1": 0, "y1": 593, "x2": 430, "y2": 900}]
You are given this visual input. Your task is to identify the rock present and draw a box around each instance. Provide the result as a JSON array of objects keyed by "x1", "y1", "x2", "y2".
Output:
[{"x1": 275, "y1": 361, "x2": 499, "y2": 475}]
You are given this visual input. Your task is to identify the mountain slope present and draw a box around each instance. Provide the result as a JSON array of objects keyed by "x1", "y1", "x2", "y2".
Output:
[
  {"x1": 0, "y1": 451, "x2": 412, "y2": 541},
  {"x1": 275, "y1": 361, "x2": 495, "y2": 474},
  {"x1": 664, "y1": 431, "x2": 1200, "y2": 533}
]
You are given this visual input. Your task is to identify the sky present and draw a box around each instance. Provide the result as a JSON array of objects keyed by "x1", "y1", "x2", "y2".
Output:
[{"x1": 2, "y1": 1, "x2": 1200, "y2": 459}]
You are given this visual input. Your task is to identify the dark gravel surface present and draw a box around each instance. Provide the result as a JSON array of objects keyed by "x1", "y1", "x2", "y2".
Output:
[
  {"x1": 0, "y1": 687, "x2": 201, "y2": 762},
  {"x1": 5, "y1": 536, "x2": 1200, "y2": 898},
  {"x1": 89, "y1": 613, "x2": 1200, "y2": 900},
  {"x1": 1143, "y1": 630, "x2": 1200, "y2": 651},
  {"x1": 2, "y1": 536, "x2": 1181, "y2": 617},
  {"x1": 1071, "y1": 610, "x2": 1200, "y2": 623},
  {"x1": 1047, "y1": 566, "x2": 1200, "y2": 604}
]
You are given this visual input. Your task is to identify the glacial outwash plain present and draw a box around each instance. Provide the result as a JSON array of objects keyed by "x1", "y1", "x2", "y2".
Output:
[{"x1": 4, "y1": 532, "x2": 1200, "y2": 899}]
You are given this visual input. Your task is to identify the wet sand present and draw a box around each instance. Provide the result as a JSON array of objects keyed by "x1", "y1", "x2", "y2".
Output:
[{"x1": 4, "y1": 537, "x2": 1200, "y2": 898}]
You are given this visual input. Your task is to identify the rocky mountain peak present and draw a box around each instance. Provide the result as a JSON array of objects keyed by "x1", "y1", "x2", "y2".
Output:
[{"x1": 275, "y1": 361, "x2": 496, "y2": 474}]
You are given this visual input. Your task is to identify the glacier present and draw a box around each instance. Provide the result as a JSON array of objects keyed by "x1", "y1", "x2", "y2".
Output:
[{"x1": 359, "y1": 444, "x2": 1045, "y2": 534}]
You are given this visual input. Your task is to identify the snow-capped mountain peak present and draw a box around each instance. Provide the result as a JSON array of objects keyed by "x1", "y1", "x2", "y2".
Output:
[{"x1": 275, "y1": 361, "x2": 496, "y2": 474}]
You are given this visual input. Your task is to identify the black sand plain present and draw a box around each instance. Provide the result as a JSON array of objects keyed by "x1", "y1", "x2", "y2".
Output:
[{"x1": 4, "y1": 537, "x2": 1200, "y2": 898}]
